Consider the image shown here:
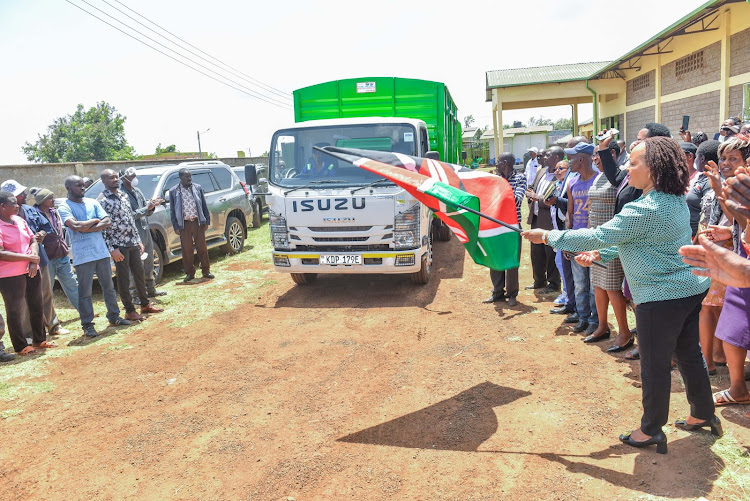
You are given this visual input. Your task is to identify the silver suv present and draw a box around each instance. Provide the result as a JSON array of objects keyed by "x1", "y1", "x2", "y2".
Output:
[{"x1": 83, "y1": 160, "x2": 254, "y2": 282}]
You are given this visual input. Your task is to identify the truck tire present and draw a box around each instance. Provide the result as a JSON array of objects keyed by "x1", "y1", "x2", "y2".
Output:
[
  {"x1": 438, "y1": 221, "x2": 452, "y2": 241},
  {"x1": 252, "y1": 200, "x2": 262, "y2": 228},
  {"x1": 291, "y1": 273, "x2": 317, "y2": 285},
  {"x1": 410, "y1": 236, "x2": 433, "y2": 285},
  {"x1": 222, "y1": 216, "x2": 245, "y2": 254},
  {"x1": 153, "y1": 243, "x2": 165, "y2": 284}
]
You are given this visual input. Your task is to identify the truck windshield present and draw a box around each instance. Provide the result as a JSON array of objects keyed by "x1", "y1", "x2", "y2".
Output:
[{"x1": 269, "y1": 123, "x2": 417, "y2": 187}]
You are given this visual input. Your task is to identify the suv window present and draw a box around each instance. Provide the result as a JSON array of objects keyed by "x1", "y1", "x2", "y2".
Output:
[
  {"x1": 193, "y1": 172, "x2": 216, "y2": 193},
  {"x1": 211, "y1": 167, "x2": 234, "y2": 190}
]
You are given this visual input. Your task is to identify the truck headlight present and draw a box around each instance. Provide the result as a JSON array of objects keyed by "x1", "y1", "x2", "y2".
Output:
[
  {"x1": 269, "y1": 211, "x2": 290, "y2": 250},
  {"x1": 394, "y1": 204, "x2": 420, "y2": 250}
]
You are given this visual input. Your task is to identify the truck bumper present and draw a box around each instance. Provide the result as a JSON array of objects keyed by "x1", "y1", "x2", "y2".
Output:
[{"x1": 272, "y1": 249, "x2": 425, "y2": 274}]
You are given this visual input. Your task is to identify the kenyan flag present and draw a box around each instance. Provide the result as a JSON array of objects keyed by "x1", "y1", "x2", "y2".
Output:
[{"x1": 317, "y1": 147, "x2": 520, "y2": 271}]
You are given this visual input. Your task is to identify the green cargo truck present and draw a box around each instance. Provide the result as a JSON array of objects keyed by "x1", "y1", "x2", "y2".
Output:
[
  {"x1": 254, "y1": 77, "x2": 461, "y2": 285},
  {"x1": 293, "y1": 77, "x2": 462, "y2": 163}
]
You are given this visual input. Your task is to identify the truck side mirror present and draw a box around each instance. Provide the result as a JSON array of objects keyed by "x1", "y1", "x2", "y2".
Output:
[
  {"x1": 245, "y1": 164, "x2": 258, "y2": 185},
  {"x1": 425, "y1": 151, "x2": 440, "y2": 161}
]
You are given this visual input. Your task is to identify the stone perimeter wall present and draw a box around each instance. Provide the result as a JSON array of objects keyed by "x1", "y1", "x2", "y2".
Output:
[{"x1": 0, "y1": 157, "x2": 268, "y2": 197}]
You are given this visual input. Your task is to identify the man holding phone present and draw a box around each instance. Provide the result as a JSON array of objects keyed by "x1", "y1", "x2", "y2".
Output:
[
  {"x1": 525, "y1": 146, "x2": 563, "y2": 294},
  {"x1": 120, "y1": 167, "x2": 166, "y2": 301}
]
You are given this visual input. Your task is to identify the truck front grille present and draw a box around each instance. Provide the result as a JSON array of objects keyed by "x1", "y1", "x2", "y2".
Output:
[
  {"x1": 307, "y1": 226, "x2": 372, "y2": 232},
  {"x1": 294, "y1": 244, "x2": 391, "y2": 252},
  {"x1": 312, "y1": 237, "x2": 369, "y2": 242}
]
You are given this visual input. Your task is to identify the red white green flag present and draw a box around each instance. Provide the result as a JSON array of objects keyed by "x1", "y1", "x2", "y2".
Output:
[{"x1": 318, "y1": 147, "x2": 520, "y2": 271}]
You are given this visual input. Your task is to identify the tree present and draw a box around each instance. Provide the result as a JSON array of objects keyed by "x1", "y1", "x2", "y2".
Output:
[
  {"x1": 155, "y1": 143, "x2": 177, "y2": 154},
  {"x1": 553, "y1": 117, "x2": 574, "y2": 130},
  {"x1": 22, "y1": 102, "x2": 135, "y2": 163},
  {"x1": 527, "y1": 115, "x2": 554, "y2": 127},
  {"x1": 463, "y1": 115, "x2": 475, "y2": 128}
]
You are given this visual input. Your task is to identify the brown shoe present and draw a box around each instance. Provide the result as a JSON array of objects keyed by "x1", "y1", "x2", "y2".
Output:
[
  {"x1": 141, "y1": 303, "x2": 164, "y2": 314},
  {"x1": 125, "y1": 311, "x2": 146, "y2": 322}
]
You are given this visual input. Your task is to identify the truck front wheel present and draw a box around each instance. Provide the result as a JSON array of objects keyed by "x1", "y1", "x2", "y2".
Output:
[
  {"x1": 291, "y1": 273, "x2": 318, "y2": 285},
  {"x1": 410, "y1": 238, "x2": 433, "y2": 285},
  {"x1": 438, "y1": 221, "x2": 452, "y2": 241}
]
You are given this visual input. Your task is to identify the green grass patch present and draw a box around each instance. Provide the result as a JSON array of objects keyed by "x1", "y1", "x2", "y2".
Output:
[
  {"x1": 711, "y1": 432, "x2": 750, "y2": 501},
  {"x1": 1, "y1": 408, "x2": 22, "y2": 419}
]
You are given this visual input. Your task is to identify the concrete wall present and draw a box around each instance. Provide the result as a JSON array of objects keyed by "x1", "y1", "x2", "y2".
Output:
[
  {"x1": 0, "y1": 157, "x2": 268, "y2": 197},
  {"x1": 660, "y1": 90, "x2": 721, "y2": 137},
  {"x1": 730, "y1": 26, "x2": 750, "y2": 77},
  {"x1": 660, "y1": 42, "x2": 721, "y2": 96},
  {"x1": 626, "y1": 70, "x2": 655, "y2": 106},
  {"x1": 626, "y1": 106, "x2": 655, "y2": 146}
]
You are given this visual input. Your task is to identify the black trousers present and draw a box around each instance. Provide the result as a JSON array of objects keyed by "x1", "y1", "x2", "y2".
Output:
[
  {"x1": 489, "y1": 238, "x2": 522, "y2": 298},
  {"x1": 530, "y1": 216, "x2": 560, "y2": 289},
  {"x1": 114, "y1": 246, "x2": 148, "y2": 313},
  {"x1": 636, "y1": 290, "x2": 713, "y2": 436},
  {"x1": 0, "y1": 273, "x2": 45, "y2": 352}
]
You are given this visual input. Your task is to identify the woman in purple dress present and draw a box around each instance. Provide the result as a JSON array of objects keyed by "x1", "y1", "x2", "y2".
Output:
[{"x1": 706, "y1": 135, "x2": 750, "y2": 406}]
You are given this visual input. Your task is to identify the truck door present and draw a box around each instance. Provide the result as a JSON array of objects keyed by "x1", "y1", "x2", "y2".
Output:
[{"x1": 419, "y1": 126, "x2": 430, "y2": 157}]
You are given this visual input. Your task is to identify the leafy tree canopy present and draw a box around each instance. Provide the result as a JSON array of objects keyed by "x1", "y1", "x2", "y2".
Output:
[
  {"x1": 155, "y1": 143, "x2": 177, "y2": 154},
  {"x1": 22, "y1": 102, "x2": 135, "y2": 163},
  {"x1": 463, "y1": 115, "x2": 475, "y2": 128}
]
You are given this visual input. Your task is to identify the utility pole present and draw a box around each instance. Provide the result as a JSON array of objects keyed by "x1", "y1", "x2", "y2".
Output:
[{"x1": 197, "y1": 128, "x2": 210, "y2": 159}]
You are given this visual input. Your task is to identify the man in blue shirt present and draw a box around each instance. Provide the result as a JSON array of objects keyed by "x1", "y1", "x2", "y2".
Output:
[{"x1": 58, "y1": 176, "x2": 130, "y2": 338}]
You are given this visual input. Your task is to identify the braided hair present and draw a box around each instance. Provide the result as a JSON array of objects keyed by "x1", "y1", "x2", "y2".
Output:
[{"x1": 643, "y1": 136, "x2": 689, "y2": 195}]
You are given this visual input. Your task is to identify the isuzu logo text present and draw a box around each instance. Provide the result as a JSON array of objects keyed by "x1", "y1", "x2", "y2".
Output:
[{"x1": 291, "y1": 198, "x2": 366, "y2": 212}]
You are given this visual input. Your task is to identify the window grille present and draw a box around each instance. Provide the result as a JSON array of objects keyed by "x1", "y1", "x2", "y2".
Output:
[
  {"x1": 632, "y1": 73, "x2": 650, "y2": 92},
  {"x1": 675, "y1": 51, "x2": 704, "y2": 76}
]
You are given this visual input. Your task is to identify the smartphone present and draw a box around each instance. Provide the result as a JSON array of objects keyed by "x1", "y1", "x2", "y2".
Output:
[
  {"x1": 682, "y1": 115, "x2": 690, "y2": 132},
  {"x1": 595, "y1": 128, "x2": 619, "y2": 141}
]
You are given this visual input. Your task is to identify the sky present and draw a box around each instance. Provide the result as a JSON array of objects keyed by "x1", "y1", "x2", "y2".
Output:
[{"x1": 0, "y1": 0, "x2": 710, "y2": 164}]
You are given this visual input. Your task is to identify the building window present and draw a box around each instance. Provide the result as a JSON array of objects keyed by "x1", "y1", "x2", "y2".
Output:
[
  {"x1": 675, "y1": 51, "x2": 704, "y2": 77},
  {"x1": 632, "y1": 73, "x2": 650, "y2": 92}
]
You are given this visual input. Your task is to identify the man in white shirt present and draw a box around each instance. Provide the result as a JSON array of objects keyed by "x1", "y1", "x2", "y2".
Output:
[{"x1": 524, "y1": 147, "x2": 540, "y2": 186}]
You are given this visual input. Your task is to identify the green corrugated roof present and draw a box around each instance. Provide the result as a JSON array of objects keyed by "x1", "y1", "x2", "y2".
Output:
[{"x1": 486, "y1": 62, "x2": 612, "y2": 89}]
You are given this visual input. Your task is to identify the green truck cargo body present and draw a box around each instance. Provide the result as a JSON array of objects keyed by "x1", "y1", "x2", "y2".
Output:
[{"x1": 293, "y1": 77, "x2": 461, "y2": 164}]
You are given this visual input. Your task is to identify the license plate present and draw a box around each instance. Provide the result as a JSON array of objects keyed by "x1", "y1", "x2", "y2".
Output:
[{"x1": 320, "y1": 254, "x2": 362, "y2": 265}]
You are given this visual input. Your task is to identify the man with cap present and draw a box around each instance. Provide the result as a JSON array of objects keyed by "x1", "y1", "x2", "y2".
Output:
[
  {"x1": 524, "y1": 147, "x2": 540, "y2": 186},
  {"x1": 97, "y1": 169, "x2": 164, "y2": 321},
  {"x1": 119, "y1": 167, "x2": 166, "y2": 302},
  {"x1": 563, "y1": 142, "x2": 600, "y2": 333},
  {"x1": 0, "y1": 180, "x2": 68, "y2": 337},
  {"x1": 34, "y1": 188, "x2": 80, "y2": 313},
  {"x1": 680, "y1": 141, "x2": 700, "y2": 190}
]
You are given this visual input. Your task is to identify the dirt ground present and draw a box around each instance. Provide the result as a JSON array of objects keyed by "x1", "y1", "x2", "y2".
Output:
[{"x1": 1, "y1": 237, "x2": 749, "y2": 500}]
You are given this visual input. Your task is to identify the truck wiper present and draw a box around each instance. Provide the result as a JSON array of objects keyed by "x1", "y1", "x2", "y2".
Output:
[
  {"x1": 283, "y1": 180, "x2": 346, "y2": 195},
  {"x1": 350, "y1": 178, "x2": 393, "y2": 194}
]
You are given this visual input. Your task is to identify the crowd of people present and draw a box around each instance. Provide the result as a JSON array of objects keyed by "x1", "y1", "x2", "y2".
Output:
[
  {"x1": 489, "y1": 116, "x2": 750, "y2": 454},
  {"x1": 0, "y1": 167, "x2": 215, "y2": 360}
]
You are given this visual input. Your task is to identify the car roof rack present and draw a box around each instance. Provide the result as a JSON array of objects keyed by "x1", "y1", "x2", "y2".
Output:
[{"x1": 177, "y1": 160, "x2": 225, "y2": 166}]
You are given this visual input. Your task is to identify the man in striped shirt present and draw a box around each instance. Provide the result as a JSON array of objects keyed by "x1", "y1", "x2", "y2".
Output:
[{"x1": 483, "y1": 152, "x2": 527, "y2": 306}]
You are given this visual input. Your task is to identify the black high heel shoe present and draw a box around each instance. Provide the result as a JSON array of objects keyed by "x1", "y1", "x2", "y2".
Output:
[
  {"x1": 674, "y1": 415, "x2": 723, "y2": 437},
  {"x1": 619, "y1": 431, "x2": 668, "y2": 454}
]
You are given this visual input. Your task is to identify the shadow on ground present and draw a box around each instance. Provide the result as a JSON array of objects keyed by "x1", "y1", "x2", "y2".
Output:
[{"x1": 337, "y1": 381, "x2": 530, "y2": 451}]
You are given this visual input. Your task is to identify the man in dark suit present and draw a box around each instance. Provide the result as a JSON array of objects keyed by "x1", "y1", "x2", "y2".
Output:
[
  {"x1": 525, "y1": 146, "x2": 562, "y2": 294},
  {"x1": 169, "y1": 168, "x2": 214, "y2": 283}
]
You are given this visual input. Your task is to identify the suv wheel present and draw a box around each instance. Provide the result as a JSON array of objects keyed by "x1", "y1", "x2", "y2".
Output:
[
  {"x1": 222, "y1": 216, "x2": 245, "y2": 254},
  {"x1": 153, "y1": 243, "x2": 165, "y2": 284},
  {"x1": 252, "y1": 200, "x2": 262, "y2": 228}
]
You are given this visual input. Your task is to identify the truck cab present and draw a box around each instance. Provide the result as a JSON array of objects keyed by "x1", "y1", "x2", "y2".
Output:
[{"x1": 265, "y1": 117, "x2": 436, "y2": 284}]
